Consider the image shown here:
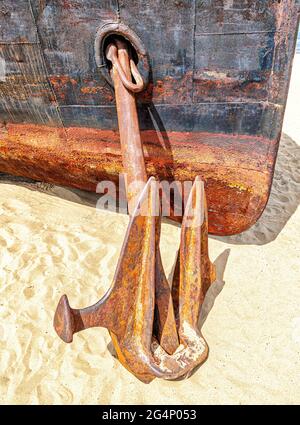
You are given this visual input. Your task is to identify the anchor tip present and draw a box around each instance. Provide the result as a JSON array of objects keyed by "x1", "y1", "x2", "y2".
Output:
[{"x1": 53, "y1": 294, "x2": 75, "y2": 343}]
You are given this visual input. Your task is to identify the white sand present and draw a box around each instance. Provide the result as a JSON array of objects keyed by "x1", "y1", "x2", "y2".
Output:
[{"x1": 0, "y1": 55, "x2": 299, "y2": 405}]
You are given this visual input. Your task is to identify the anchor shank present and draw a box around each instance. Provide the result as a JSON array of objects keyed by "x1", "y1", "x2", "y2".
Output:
[
  {"x1": 54, "y1": 39, "x2": 218, "y2": 382},
  {"x1": 110, "y1": 40, "x2": 179, "y2": 354},
  {"x1": 112, "y1": 40, "x2": 147, "y2": 210}
]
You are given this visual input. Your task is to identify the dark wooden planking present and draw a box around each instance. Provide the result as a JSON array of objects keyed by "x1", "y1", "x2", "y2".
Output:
[
  {"x1": 138, "y1": 102, "x2": 283, "y2": 141},
  {"x1": 31, "y1": 0, "x2": 118, "y2": 106},
  {"x1": 33, "y1": 0, "x2": 196, "y2": 106},
  {"x1": 194, "y1": 1, "x2": 299, "y2": 107},
  {"x1": 60, "y1": 105, "x2": 117, "y2": 130},
  {"x1": 24, "y1": 0, "x2": 299, "y2": 108},
  {"x1": 0, "y1": 0, "x2": 296, "y2": 138},
  {"x1": 195, "y1": 0, "x2": 277, "y2": 34},
  {"x1": 0, "y1": 44, "x2": 61, "y2": 125},
  {"x1": 119, "y1": 0, "x2": 194, "y2": 77},
  {"x1": 0, "y1": 0, "x2": 38, "y2": 44},
  {"x1": 120, "y1": 0, "x2": 194, "y2": 105},
  {"x1": 194, "y1": 31, "x2": 274, "y2": 70},
  {"x1": 267, "y1": 0, "x2": 300, "y2": 105},
  {"x1": 193, "y1": 31, "x2": 274, "y2": 103},
  {"x1": 58, "y1": 101, "x2": 283, "y2": 141}
]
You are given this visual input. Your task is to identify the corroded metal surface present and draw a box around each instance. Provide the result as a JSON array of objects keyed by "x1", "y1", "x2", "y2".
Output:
[
  {"x1": 0, "y1": 122, "x2": 274, "y2": 234},
  {"x1": 109, "y1": 39, "x2": 178, "y2": 354},
  {"x1": 0, "y1": 1, "x2": 299, "y2": 235},
  {"x1": 54, "y1": 40, "x2": 215, "y2": 382},
  {"x1": 54, "y1": 177, "x2": 215, "y2": 382}
]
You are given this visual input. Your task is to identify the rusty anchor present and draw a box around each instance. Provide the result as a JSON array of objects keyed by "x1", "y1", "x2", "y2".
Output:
[{"x1": 54, "y1": 39, "x2": 216, "y2": 383}]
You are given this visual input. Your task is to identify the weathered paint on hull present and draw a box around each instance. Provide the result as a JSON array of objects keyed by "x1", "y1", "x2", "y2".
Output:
[
  {"x1": 0, "y1": 122, "x2": 274, "y2": 235},
  {"x1": 0, "y1": 1, "x2": 299, "y2": 235}
]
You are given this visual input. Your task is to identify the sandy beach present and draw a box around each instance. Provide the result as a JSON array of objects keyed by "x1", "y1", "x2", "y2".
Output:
[{"x1": 0, "y1": 54, "x2": 299, "y2": 405}]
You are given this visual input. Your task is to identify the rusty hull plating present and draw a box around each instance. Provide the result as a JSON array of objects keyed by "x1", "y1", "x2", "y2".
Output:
[{"x1": 0, "y1": 1, "x2": 299, "y2": 235}]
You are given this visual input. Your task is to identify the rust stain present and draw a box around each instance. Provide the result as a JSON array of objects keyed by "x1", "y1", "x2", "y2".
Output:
[
  {"x1": 138, "y1": 72, "x2": 193, "y2": 104},
  {"x1": 193, "y1": 71, "x2": 270, "y2": 102},
  {"x1": 48, "y1": 75, "x2": 114, "y2": 103},
  {"x1": 0, "y1": 122, "x2": 273, "y2": 235}
]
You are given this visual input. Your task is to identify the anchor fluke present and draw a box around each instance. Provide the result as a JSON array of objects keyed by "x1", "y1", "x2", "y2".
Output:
[
  {"x1": 54, "y1": 294, "x2": 75, "y2": 343},
  {"x1": 53, "y1": 38, "x2": 216, "y2": 382}
]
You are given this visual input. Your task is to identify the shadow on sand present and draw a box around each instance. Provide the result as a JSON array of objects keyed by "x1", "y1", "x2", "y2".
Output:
[
  {"x1": 211, "y1": 133, "x2": 300, "y2": 246},
  {"x1": 1, "y1": 132, "x2": 299, "y2": 246}
]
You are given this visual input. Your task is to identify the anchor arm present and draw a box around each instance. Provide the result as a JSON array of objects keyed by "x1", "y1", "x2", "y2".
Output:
[
  {"x1": 54, "y1": 178, "x2": 170, "y2": 383},
  {"x1": 54, "y1": 37, "x2": 216, "y2": 382}
]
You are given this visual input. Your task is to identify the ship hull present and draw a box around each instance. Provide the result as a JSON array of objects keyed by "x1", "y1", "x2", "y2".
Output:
[{"x1": 0, "y1": 1, "x2": 299, "y2": 235}]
